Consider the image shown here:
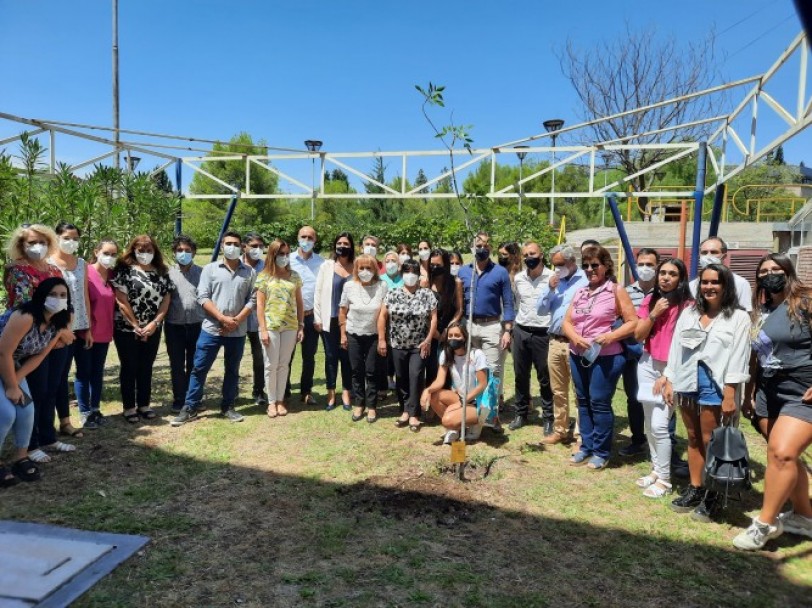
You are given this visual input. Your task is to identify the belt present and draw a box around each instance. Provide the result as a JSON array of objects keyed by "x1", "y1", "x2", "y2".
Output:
[
  {"x1": 303, "y1": 310, "x2": 314, "y2": 317},
  {"x1": 470, "y1": 315, "x2": 500, "y2": 323},
  {"x1": 550, "y1": 333, "x2": 569, "y2": 343},
  {"x1": 517, "y1": 324, "x2": 548, "y2": 335}
]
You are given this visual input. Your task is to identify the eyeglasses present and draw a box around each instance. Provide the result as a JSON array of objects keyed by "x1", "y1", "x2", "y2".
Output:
[{"x1": 581, "y1": 263, "x2": 602, "y2": 270}]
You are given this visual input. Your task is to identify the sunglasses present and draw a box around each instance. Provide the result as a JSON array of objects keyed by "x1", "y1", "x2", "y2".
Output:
[{"x1": 581, "y1": 263, "x2": 602, "y2": 270}]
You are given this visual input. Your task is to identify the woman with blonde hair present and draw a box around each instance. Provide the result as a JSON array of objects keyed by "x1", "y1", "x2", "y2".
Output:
[{"x1": 257, "y1": 239, "x2": 304, "y2": 418}]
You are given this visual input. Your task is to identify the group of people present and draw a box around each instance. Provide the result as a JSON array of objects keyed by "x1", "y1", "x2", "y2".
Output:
[{"x1": 0, "y1": 222, "x2": 810, "y2": 553}]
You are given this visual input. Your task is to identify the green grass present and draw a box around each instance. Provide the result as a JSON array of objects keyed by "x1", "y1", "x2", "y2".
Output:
[{"x1": 1, "y1": 342, "x2": 810, "y2": 607}]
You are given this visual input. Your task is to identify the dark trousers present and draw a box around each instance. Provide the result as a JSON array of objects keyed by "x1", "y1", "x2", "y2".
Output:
[
  {"x1": 347, "y1": 333, "x2": 380, "y2": 408},
  {"x1": 321, "y1": 317, "x2": 351, "y2": 391},
  {"x1": 26, "y1": 346, "x2": 71, "y2": 449},
  {"x1": 512, "y1": 325, "x2": 553, "y2": 421},
  {"x1": 392, "y1": 347, "x2": 426, "y2": 418},
  {"x1": 114, "y1": 328, "x2": 162, "y2": 411},
  {"x1": 622, "y1": 357, "x2": 646, "y2": 445},
  {"x1": 285, "y1": 314, "x2": 319, "y2": 397},
  {"x1": 425, "y1": 338, "x2": 440, "y2": 387},
  {"x1": 55, "y1": 340, "x2": 75, "y2": 420},
  {"x1": 75, "y1": 341, "x2": 111, "y2": 415},
  {"x1": 165, "y1": 322, "x2": 202, "y2": 408},
  {"x1": 246, "y1": 330, "x2": 265, "y2": 396}
]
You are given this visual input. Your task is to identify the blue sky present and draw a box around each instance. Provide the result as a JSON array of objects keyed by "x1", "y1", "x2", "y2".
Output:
[{"x1": 0, "y1": 0, "x2": 808, "y2": 188}]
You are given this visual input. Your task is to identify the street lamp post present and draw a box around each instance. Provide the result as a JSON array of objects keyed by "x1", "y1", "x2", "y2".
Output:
[
  {"x1": 515, "y1": 145, "x2": 529, "y2": 213},
  {"x1": 600, "y1": 152, "x2": 611, "y2": 227},
  {"x1": 126, "y1": 154, "x2": 140, "y2": 173},
  {"x1": 543, "y1": 119, "x2": 564, "y2": 226},
  {"x1": 304, "y1": 139, "x2": 323, "y2": 221}
]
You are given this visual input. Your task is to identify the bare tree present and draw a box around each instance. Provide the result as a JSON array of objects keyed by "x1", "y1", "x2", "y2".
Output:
[{"x1": 560, "y1": 24, "x2": 724, "y2": 219}]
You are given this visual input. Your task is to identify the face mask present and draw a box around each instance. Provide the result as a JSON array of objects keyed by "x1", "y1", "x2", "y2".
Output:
[
  {"x1": 524, "y1": 257, "x2": 541, "y2": 270},
  {"x1": 98, "y1": 254, "x2": 116, "y2": 269},
  {"x1": 385, "y1": 261, "x2": 398, "y2": 276},
  {"x1": 636, "y1": 265, "x2": 656, "y2": 282},
  {"x1": 44, "y1": 296, "x2": 68, "y2": 313},
  {"x1": 498, "y1": 256, "x2": 510, "y2": 267},
  {"x1": 450, "y1": 264, "x2": 460, "y2": 277},
  {"x1": 475, "y1": 247, "x2": 490, "y2": 261},
  {"x1": 581, "y1": 341, "x2": 602, "y2": 367},
  {"x1": 275, "y1": 255, "x2": 289, "y2": 268},
  {"x1": 136, "y1": 252, "x2": 154, "y2": 266},
  {"x1": 248, "y1": 247, "x2": 264, "y2": 261},
  {"x1": 175, "y1": 251, "x2": 193, "y2": 266},
  {"x1": 26, "y1": 243, "x2": 47, "y2": 260},
  {"x1": 298, "y1": 239, "x2": 314, "y2": 253},
  {"x1": 758, "y1": 273, "x2": 786, "y2": 295},
  {"x1": 336, "y1": 246, "x2": 352, "y2": 258},
  {"x1": 554, "y1": 265, "x2": 570, "y2": 279},
  {"x1": 398, "y1": 253, "x2": 410, "y2": 265},
  {"x1": 363, "y1": 245, "x2": 377, "y2": 257},
  {"x1": 358, "y1": 269, "x2": 374, "y2": 283},
  {"x1": 59, "y1": 239, "x2": 79, "y2": 255},
  {"x1": 699, "y1": 255, "x2": 722, "y2": 269},
  {"x1": 418, "y1": 249, "x2": 431, "y2": 261},
  {"x1": 447, "y1": 338, "x2": 465, "y2": 351},
  {"x1": 223, "y1": 245, "x2": 241, "y2": 260},
  {"x1": 403, "y1": 272, "x2": 419, "y2": 287},
  {"x1": 429, "y1": 264, "x2": 445, "y2": 277}
]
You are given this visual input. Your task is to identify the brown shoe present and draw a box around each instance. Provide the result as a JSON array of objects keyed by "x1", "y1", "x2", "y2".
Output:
[{"x1": 541, "y1": 432, "x2": 567, "y2": 445}]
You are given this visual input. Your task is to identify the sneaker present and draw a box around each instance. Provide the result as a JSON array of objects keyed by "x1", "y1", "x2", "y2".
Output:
[
  {"x1": 671, "y1": 485, "x2": 705, "y2": 513},
  {"x1": 171, "y1": 406, "x2": 198, "y2": 427},
  {"x1": 619, "y1": 442, "x2": 647, "y2": 457},
  {"x1": 690, "y1": 490, "x2": 720, "y2": 523},
  {"x1": 778, "y1": 511, "x2": 812, "y2": 538},
  {"x1": 81, "y1": 413, "x2": 99, "y2": 430},
  {"x1": 508, "y1": 415, "x2": 527, "y2": 431},
  {"x1": 733, "y1": 518, "x2": 783, "y2": 551},
  {"x1": 221, "y1": 408, "x2": 244, "y2": 423},
  {"x1": 96, "y1": 412, "x2": 110, "y2": 426},
  {"x1": 570, "y1": 450, "x2": 590, "y2": 466},
  {"x1": 443, "y1": 430, "x2": 460, "y2": 445}
]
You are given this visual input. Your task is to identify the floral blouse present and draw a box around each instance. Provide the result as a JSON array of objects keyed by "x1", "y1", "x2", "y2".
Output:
[
  {"x1": 256, "y1": 271, "x2": 302, "y2": 332},
  {"x1": 3, "y1": 262, "x2": 63, "y2": 309},
  {"x1": 384, "y1": 287, "x2": 437, "y2": 349},
  {"x1": 110, "y1": 266, "x2": 173, "y2": 332}
]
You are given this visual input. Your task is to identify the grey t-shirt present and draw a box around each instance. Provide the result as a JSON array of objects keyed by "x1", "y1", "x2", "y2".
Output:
[
  {"x1": 339, "y1": 280, "x2": 387, "y2": 336},
  {"x1": 752, "y1": 301, "x2": 812, "y2": 374}
]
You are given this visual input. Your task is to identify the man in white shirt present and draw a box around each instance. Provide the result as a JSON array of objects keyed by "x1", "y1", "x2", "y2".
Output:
[
  {"x1": 287, "y1": 225, "x2": 325, "y2": 405},
  {"x1": 509, "y1": 242, "x2": 554, "y2": 432},
  {"x1": 688, "y1": 237, "x2": 752, "y2": 312}
]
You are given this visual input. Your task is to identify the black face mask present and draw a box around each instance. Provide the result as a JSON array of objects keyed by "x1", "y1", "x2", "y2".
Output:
[
  {"x1": 524, "y1": 257, "x2": 541, "y2": 270},
  {"x1": 475, "y1": 247, "x2": 490, "y2": 261},
  {"x1": 498, "y1": 256, "x2": 510, "y2": 267},
  {"x1": 758, "y1": 273, "x2": 786, "y2": 295},
  {"x1": 447, "y1": 338, "x2": 465, "y2": 350},
  {"x1": 429, "y1": 264, "x2": 445, "y2": 277},
  {"x1": 335, "y1": 246, "x2": 352, "y2": 258}
]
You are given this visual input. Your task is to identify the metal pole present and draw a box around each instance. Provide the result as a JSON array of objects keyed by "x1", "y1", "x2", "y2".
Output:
[
  {"x1": 607, "y1": 194, "x2": 639, "y2": 282},
  {"x1": 707, "y1": 183, "x2": 726, "y2": 239},
  {"x1": 175, "y1": 159, "x2": 183, "y2": 236},
  {"x1": 518, "y1": 159, "x2": 523, "y2": 213},
  {"x1": 678, "y1": 200, "x2": 687, "y2": 263},
  {"x1": 601, "y1": 170, "x2": 607, "y2": 228},
  {"x1": 112, "y1": 0, "x2": 120, "y2": 170},
  {"x1": 549, "y1": 135, "x2": 556, "y2": 225},
  {"x1": 689, "y1": 142, "x2": 708, "y2": 280},
  {"x1": 310, "y1": 157, "x2": 315, "y2": 221},
  {"x1": 211, "y1": 194, "x2": 239, "y2": 263}
]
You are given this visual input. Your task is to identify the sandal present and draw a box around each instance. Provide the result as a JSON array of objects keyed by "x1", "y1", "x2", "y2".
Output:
[
  {"x1": 267, "y1": 404, "x2": 278, "y2": 418},
  {"x1": 12, "y1": 458, "x2": 41, "y2": 482},
  {"x1": 137, "y1": 408, "x2": 157, "y2": 420},
  {"x1": 277, "y1": 404, "x2": 288, "y2": 416},
  {"x1": 43, "y1": 441, "x2": 76, "y2": 453},
  {"x1": 59, "y1": 423, "x2": 84, "y2": 438},
  {"x1": 643, "y1": 480, "x2": 673, "y2": 498},
  {"x1": 123, "y1": 411, "x2": 140, "y2": 424},
  {"x1": 0, "y1": 465, "x2": 20, "y2": 488},
  {"x1": 636, "y1": 473, "x2": 658, "y2": 488},
  {"x1": 28, "y1": 449, "x2": 51, "y2": 463}
]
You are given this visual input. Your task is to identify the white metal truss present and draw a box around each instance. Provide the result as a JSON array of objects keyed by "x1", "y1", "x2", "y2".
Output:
[{"x1": 0, "y1": 32, "x2": 809, "y2": 201}]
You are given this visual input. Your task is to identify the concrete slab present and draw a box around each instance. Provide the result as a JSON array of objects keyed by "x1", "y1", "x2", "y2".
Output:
[{"x1": 0, "y1": 521, "x2": 148, "y2": 608}]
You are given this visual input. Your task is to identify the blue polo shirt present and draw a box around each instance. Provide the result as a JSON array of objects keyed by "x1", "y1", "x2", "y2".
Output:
[{"x1": 457, "y1": 261, "x2": 515, "y2": 322}]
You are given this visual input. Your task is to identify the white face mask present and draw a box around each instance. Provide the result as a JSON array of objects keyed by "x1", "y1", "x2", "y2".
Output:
[
  {"x1": 699, "y1": 255, "x2": 722, "y2": 269},
  {"x1": 298, "y1": 239, "x2": 314, "y2": 253},
  {"x1": 636, "y1": 265, "x2": 656, "y2": 282},
  {"x1": 275, "y1": 254, "x2": 289, "y2": 267},
  {"x1": 249, "y1": 247, "x2": 264, "y2": 261},
  {"x1": 418, "y1": 249, "x2": 430, "y2": 261},
  {"x1": 385, "y1": 261, "x2": 399, "y2": 276},
  {"x1": 223, "y1": 244, "x2": 241, "y2": 260},
  {"x1": 554, "y1": 265, "x2": 570, "y2": 279},
  {"x1": 26, "y1": 243, "x2": 47, "y2": 261},
  {"x1": 450, "y1": 264, "x2": 461, "y2": 277},
  {"x1": 99, "y1": 254, "x2": 117, "y2": 269},
  {"x1": 136, "y1": 252, "x2": 154, "y2": 266},
  {"x1": 358, "y1": 269, "x2": 374, "y2": 283},
  {"x1": 399, "y1": 253, "x2": 410, "y2": 265},
  {"x1": 363, "y1": 245, "x2": 377, "y2": 257},
  {"x1": 59, "y1": 238, "x2": 80, "y2": 255},
  {"x1": 403, "y1": 272, "x2": 419, "y2": 287},
  {"x1": 44, "y1": 296, "x2": 68, "y2": 313}
]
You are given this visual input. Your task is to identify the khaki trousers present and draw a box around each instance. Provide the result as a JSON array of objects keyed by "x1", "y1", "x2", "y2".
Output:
[{"x1": 548, "y1": 337, "x2": 573, "y2": 436}]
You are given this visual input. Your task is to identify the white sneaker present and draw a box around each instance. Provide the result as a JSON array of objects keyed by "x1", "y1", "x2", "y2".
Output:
[
  {"x1": 732, "y1": 518, "x2": 783, "y2": 551},
  {"x1": 778, "y1": 511, "x2": 812, "y2": 539},
  {"x1": 443, "y1": 430, "x2": 459, "y2": 445}
]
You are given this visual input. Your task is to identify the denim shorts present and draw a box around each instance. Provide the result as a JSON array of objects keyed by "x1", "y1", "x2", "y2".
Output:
[{"x1": 679, "y1": 362, "x2": 723, "y2": 406}]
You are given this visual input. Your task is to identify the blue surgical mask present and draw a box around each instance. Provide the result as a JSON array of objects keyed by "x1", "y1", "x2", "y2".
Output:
[
  {"x1": 299, "y1": 239, "x2": 314, "y2": 253},
  {"x1": 175, "y1": 251, "x2": 193, "y2": 266}
]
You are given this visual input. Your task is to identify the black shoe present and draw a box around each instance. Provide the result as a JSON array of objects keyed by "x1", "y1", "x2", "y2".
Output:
[
  {"x1": 170, "y1": 403, "x2": 183, "y2": 415},
  {"x1": 508, "y1": 416, "x2": 527, "y2": 431},
  {"x1": 171, "y1": 406, "x2": 198, "y2": 427},
  {"x1": 542, "y1": 420, "x2": 554, "y2": 437},
  {"x1": 254, "y1": 392, "x2": 268, "y2": 407},
  {"x1": 671, "y1": 485, "x2": 705, "y2": 513},
  {"x1": 671, "y1": 458, "x2": 690, "y2": 479},
  {"x1": 351, "y1": 413, "x2": 365, "y2": 422},
  {"x1": 221, "y1": 408, "x2": 244, "y2": 423},
  {"x1": 619, "y1": 442, "x2": 648, "y2": 457},
  {"x1": 567, "y1": 418, "x2": 576, "y2": 442},
  {"x1": 690, "y1": 491, "x2": 720, "y2": 523}
]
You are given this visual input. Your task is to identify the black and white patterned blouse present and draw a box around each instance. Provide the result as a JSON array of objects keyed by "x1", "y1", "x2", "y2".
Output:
[
  {"x1": 111, "y1": 266, "x2": 173, "y2": 333},
  {"x1": 384, "y1": 287, "x2": 436, "y2": 350}
]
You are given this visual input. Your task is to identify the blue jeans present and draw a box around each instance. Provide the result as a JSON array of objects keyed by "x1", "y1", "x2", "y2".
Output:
[
  {"x1": 0, "y1": 378, "x2": 35, "y2": 450},
  {"x1": 321, "y1": 317, "x2": 351, "y2": 391},
  {"x1": 74, "y1": 341, "x2": 111, "y2": 415},
  {"x1": 184, "y1": 331, "x2": 246, "y2": 412},
  {"x1": 570, "y1": 352, "x2": 625, "y2": 459},
  {"x1": 165, "y1": 322, "x2": 202, "y2": 408}
]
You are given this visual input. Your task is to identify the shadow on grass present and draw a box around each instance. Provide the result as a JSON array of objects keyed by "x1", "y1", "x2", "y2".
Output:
[{"x1": 1, "y1": 427, "x2": 810, "y2": 608}]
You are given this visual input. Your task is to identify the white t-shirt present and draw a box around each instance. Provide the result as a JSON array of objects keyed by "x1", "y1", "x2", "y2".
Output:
[
  {"x1": 439, "y1": 348, "x2": 489, "y2": 398},
  {"x1": 339, "y1": 280, "x2": 387, "y2": 336}
]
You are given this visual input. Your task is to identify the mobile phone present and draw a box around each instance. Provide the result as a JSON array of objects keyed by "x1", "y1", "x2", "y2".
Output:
[{"x1": 19, "y1": 390, "x2": 33, "y2": 407}]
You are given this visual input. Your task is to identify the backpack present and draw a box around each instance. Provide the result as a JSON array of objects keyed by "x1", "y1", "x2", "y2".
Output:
[{"x1": 703, "y1": 423, "x2": 752, "y2": 506}]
